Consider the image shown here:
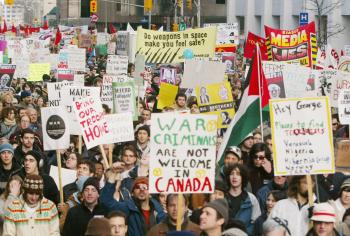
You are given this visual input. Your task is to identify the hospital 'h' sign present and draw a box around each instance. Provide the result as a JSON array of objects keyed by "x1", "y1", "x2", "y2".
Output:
[{"x1": 299, "y1": 12, "x2": 308, "y2": 26}]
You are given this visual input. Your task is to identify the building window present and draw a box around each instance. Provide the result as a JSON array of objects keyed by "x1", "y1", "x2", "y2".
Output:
[{"x1": 216, "y1": 0, "x2": 225, "y2": 4}]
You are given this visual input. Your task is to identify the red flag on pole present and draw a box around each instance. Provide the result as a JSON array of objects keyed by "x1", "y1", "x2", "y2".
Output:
[
  {"x1": 108, "y1": 23, "x2": 117, "y2": 34},
  {"x1": 11, "y1": 24, "x2": 16, "y2": 33},
  {"x1": 42, "y1": 17, "x2": 49, "y2": 30},
  {"x1": 54, "y1": 28, "x2": 62, "y2": 46}
]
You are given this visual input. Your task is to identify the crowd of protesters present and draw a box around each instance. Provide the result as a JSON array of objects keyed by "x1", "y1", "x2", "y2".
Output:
[{"x1": 0, "y1": 40, "x2": 349, "y2": 236}]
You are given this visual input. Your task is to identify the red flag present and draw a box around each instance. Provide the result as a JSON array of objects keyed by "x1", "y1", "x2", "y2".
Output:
[
  {"x1": 3, "y1": 20, "x2": 7, "y2": 33},
  {"x1": 244, "y1": 32, "x2": 268, "y2": 60},
  {"x1": 25, "y1": 25, "x2": 30, "y2": 36},
  {"x1": 54, "y1": 28, "x2": 62, "y2": 46},
  {"x1": 11, "y1": 24, "x2": 16, "y2": 33},
  {"x1": 42, "y1": 19, "x2": 49, "y2": 30},
  {"x1": 108, "y1": 23, "x2": 117, "y2": 34}
]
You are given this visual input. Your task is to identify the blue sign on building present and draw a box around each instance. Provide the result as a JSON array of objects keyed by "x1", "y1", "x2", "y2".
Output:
[{"x1": 299, "y1": 12, "x2": 309, "y2": 26}]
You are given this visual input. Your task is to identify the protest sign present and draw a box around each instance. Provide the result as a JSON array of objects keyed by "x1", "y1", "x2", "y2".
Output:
[
  {"x1": 331, "y1": 71, "x2": 350, "y2": 107},
  {"x1": 157, "y1": 83, "x2": 178, "y2": 109},
  {"x1": 65, "y1": 48, "x2": 86, "y2": 71},
  {"x1": 57, "y1": 69, "x2": 75, "y2": 81},
  {"x1": 338, "y1": 90, "x2": 350, "y2": 124},
  {"x1": 338, "y1": 56, "x2": 350, "y2": 72},
  {"x1": 79, "y1": 34, "x2": 92, "y2": 48},
  {"x1": 344, "y1": 45, "x2": 350, "y2": 57},
  {"x1": 97, "y1": 33, "x2": 110, "y2": 45},
  {"x1": 160, "y1": 67, "x2": 177, "y2": 84},
  {"x1": 136, "y1": 26, "x2": 217, "y2": 63},
  {"x1": 0, "y1": 64, "x2": 16, "y2": 92},
  {"x1": 182, "y1": 60, "x2": 226, "y2": 88},
  {"x1": 196, "y1": 81, "x2": 235, "y2": 129},
  {"x1": 107, "y1": 42, "x2": 116, "y2": 55},
  {"x1": 73, "y1": 96, "x2": 110, "y2": 150},
  {"x1": 13, "y1": 56, "x2": 29, "y2": 79},
  {"x1": 74, "y1": 74, "x2": 85, "y2": 86},
  {"x1": 204, "y1": 23, "x2": 239, "y2": 45},
  {"x1": 263, "y1": 61, "x2": 286, "y2": 98},
  {"x1": 134, "y1": 54, "x2": 145, "y2": 86},
  {"x1": 282, "y1": 63, "x2": 311, "y2": 98},
  {"x1": 106, "y1": 55, "x2": 128, "y2": 75},
  {"x1": 47, "y1": 81, "x2": 74, "y2": 107},
  {"x1": 265, "y1": 22, "x2": 317, "y2": 67},
  {"x1": 116, "y1": 31, "x2": 129, "y2": 55},
  {"x1": 104, "y1": 113, "x2": 134, "y2": 144},
  {"x1": 269, "y1": 97, "x2": 334, "y2": 176},
  {"x1": 112, "y1": 80, "x2": 137, "y2": 120},
  {"x1": 101, "y1": 74, "x2": 114, "y2": 109},
  {"x1": 335, "y1": 139, "x2": 350, "y2": 169},
  {"x1": 41, "y1": 107, "x2": 70, "y2": 150},
  {"x1": 149, "y1": 113, "x2": 217, "y2": 194},
  {"x1": 222, "y1": 52, "x2": 236, "y2": 74},
  {"x1": 316, "y1": 69, "x2": 338, "y2": 97},
  {"x1": 30, "y1": 48, "x2": 51, "y2": 63},
  {"x1": 28, "y1": 63, "x2": 50, "y2": 82},
  {"x1": 244, "y1": 32, "x2": 268, "y2": 60},
  {"x1": 50, "y1": 166, "x2": 77, "y2": 189},
  {"x1": 61, "y1": 86, "x2": 101, "y2": 135}
]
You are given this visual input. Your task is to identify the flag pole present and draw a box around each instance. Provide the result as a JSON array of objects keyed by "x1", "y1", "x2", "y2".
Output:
[{"x1": 256, "y1": 43, "x2": 264, "y2": 138}]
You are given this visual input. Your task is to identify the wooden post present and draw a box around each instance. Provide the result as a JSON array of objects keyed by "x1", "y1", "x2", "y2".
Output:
[
  {"x1": 78, "y1": 135, "x2": 82, "y2": 155},
  {"x1": 56, "y1": 150, "x2": 64, "y2": 204},
  {"x1": 306, "y1": 175, "x2": 314, "y2": 229},
  {"x1": 176, "y1": 194, "x2": 184, "y2": 231},
  {"x1": 99, "y1": 145, "x2": 110, "y2": 169},
  {"x1": 108, "y1": 144, "x2": 113, "y2": 166}
]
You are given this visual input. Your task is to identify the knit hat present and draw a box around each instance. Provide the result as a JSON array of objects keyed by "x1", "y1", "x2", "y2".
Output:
[
  {"x1": 25, "y1": 150, "x2": 43, "y2": 169},
  {"x1": 341, "y1": 178, "x2": 350, "y2": 190},
  {"x1": 204, "y1": 198, "x2": 229, "y2": 225},
  {"x1": 23, "y1": 174, "x2": 44, "y2": 195},
  {"x1": 225, "y1": 146, "x2": 242, "y2": 159},
  {"x1": 20, "y1": 90, "x2": 32, "y2": 99},
  {"x1": 311, "y1": 203, "x2": 336, "y2": 223},
  {"x1": 85, "y1": 217, "x2": 111, "y2": 236},
  {"x1": 0, "y1": 143, "x2": 14, "y2": 155},
  {"x1": 222, "y1": 228, "x2": 248, "y2": 236},
  {"x1": 166, "y1": 231, "x2": 196, "y2": 236},
  {"x1": 83, "y1": 177, "x2": 100, "y2": 194},
  {"x1": 215, "y1": 179, "x2": 227, "y2": 192},
  {"x1": 132, "y1": 177, "x2": 149, "y2": 191}
]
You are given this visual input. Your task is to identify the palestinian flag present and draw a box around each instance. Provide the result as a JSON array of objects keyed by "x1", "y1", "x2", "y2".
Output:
[{"x1": 217, "y1": 44, "x2": 270, "y2": 165}]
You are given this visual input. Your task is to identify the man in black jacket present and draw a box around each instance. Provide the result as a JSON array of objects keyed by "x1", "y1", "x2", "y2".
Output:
[
  {"x1": 0, "y1": 143, "x2": 21, "y2": 194},
  {"x1": 62, "y1": 177, "x2": 106, "y2": 236}
]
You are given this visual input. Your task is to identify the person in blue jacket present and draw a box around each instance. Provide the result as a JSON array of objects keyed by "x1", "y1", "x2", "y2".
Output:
[{"x1": 101, "y1": 170, "x2": 166, "y2": 236}]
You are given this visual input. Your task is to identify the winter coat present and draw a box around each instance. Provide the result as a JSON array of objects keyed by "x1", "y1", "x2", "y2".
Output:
[{"x1": 146, "y1": 217, "x2": 200, "y2": 236}]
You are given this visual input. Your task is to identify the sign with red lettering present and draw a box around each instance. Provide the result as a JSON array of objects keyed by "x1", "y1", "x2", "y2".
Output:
[
  {"x1": 149, "y1": 113, "x2": 217, "y2": 194},
  {"x1": 269, "y1": 97, "x2": 334, "y2": 176},
  {"x1": 265, "y1": 22, "x2": 317, "y2": 67},
  {"x1": 244, "y1": 31, "x2": 268, "y2": 60},
  {"x1": 73, "y1": 96, "x2": 110, "y2": 149},
  {"x1": 331, "y1": 71, "x2": 350, "y2": 107}
]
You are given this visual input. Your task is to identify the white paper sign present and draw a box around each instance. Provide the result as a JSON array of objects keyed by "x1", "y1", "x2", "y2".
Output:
[
  {"x1": 106, "y1": 55, "x2": 128, "y2": 75},
  {"x1": 47, "y1": 81, "x2": 74, "y2": 107},
  {"x1": 282, "y1": 64, "x2": 311, "y2": 98},
  {"x1": 50, "y1": 166, "x2": 77, "y2": 188},
  {"x1": 331, "y1": 71, "x2": 350, "y2": 107},
  {"x1": 104, "y1": 113, "x2": 135, "y2": 144},
  {"x1": 269, "y1": 97, "x2": 334, "y2": 176},
  {"x1": 41, "y1": 107, "x2": 70, "y2": 151},
  {"x1": 338, "y1": 90, "x2": 350, "y2": 124},
  {"x1": 149, "y1": 113, "x2": 217, "y2": 194},
  {"x1": 101, "y1": 75, "x2": 113, "y2": 109}
]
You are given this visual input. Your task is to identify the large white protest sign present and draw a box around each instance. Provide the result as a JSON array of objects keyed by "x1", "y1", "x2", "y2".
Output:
[
  {"x1": 331, "y1": 71, "x2": 350, "y2": 107},
  {"x1": 112, "y1": 80, "x2": 137, "y2": 120},
  {"x1": 338, "y1": 90, "x2": 350, "y2": 124},
  {"x1": 104, "y1": 113, "x2": 134, "y2": 144},
  {"x1": 47, "y1": 81, "x2": 74, "y2": 107},
  {"x1": 204, "y1": 23, "x2": 239, "y2": 45},
  {"x1": 50, "y1": 166, "x2": 77, "y2": 188},
  {"x1": 61, "y1": 86, "x2": 101, "y2": 135},
  {"x1": 263, "y1": 61, "x2": 287, "y2": 98},
  {"x1": 182, "y1": 60, "x2": 226, "y2": 88},
  {"x1": 74, "y1": 74, "x2": 85, "y2": 86},
  {"x1": 106, "y1": 55, "x2": 128, "y2": 75},
  {"x1": 73, "y1": 96, "x2": 110, "y2": 149},
  {"x1": 116, "y1": 31, "x2": 129, "y2": 56},
  {"x1": 101, "y1": 75, "x2": 114, "y2": 109},
  {"x1": 270, "y1": 97, "x2": 334, "y2": 176},
  {"x1": 282, "y1": 64, "x2": 311, "y2": 98},
  {"x1": 66, "y1": 48, "x2": 86, "y2": 71},
  {"x1": 13, "y1": 56, "x2": 29, "y2": 79},
  {"x1": 316, "y1": 69, "x2": 338, "y2": 97},
  {"x1": 149, "y1": 113, "x2": 217, "y2": 194},
  {"x1": 41, "y1": 107, "x2": 70, "y2": 151}
]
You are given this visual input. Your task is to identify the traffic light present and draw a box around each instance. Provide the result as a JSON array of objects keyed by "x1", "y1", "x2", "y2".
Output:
[
  {"x1": 5, "y1": 0, "x2": 14, "y2": 5},
  {"x1": 172, "y1": 23, "x2": 179, "y2": 32},
  {"x1": 177, "y1": 0, "x2": 183, "y2": 8},
  {"x1": 81, "y1": 0, "x2": 91, "y2": 17},
  {"x1": 186, "y1": 0, "x2": 192, "y2": 9},
  {"x1": 144, "y1": 0, "x2": 153, "y2": 12},
  {"x1": 90, "y1": 0, "x2": 97, "y2": 13}
]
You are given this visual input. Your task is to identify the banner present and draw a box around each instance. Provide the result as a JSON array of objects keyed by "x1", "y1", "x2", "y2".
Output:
[
  {"x1": 269, "y1": 97, "x2": 334, "y2": 176},
  {"x1": 73, "y1": 96, "x2": 110, "y2": 149},
  {"x1": 244, "y1": 31, "x2": 268, "y2": 60},
  {"x1": 28, "y1": 63, "x2": 50, "y2": 82},
  {"x1": 41, "y1": 107, "x2": 70, "y2": 150},
  {"x1": 136, "y1": 26, "x2": 217, "y2": 63},
  {"x1": 112, "y1": 80, "x2": 137, "y2": 120},
  {"x1": 106, "y1": 55, "x2": 128, "y2": 75},
  {"x1": 157, "y1": 83, "x2": 178, "y2": 109},
  {"x1": 0, "y1": 64, "x2": 16, "y2": 92},
  {"x1": 265, "y1": 22, "x2": 317, "y2": 67},
  {"x1": 149, "y1": 113, "x2": 217, "y2": 193},
  {"x1": 338, "y1": 90, "x2": 350, "y2": 124},
  {"x1": 61, "y1": 86, "x2": 101, "y2": 135},
  {"x1": 196, "y1": 81, "x2": 235, "y2": 128},
  {"x1": 104, "y1": 113, "x2": 135, "y2": 144},
  {"x1": 331, "y1": 71, "x2": 350, "y2": 107}
]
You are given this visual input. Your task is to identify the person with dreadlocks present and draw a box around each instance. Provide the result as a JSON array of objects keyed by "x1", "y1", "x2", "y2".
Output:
[{"x1": 2, "y1": 174, "x2": 60, "y2": 236}]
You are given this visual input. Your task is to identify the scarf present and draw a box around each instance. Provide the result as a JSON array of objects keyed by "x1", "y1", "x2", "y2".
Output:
[{"x1": 4, "y1": 118, "x2": 16, "y2": 126}]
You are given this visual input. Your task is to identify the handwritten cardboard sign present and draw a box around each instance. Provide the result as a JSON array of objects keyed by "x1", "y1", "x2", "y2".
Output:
[
  {"x1": 106, "y1": 55, "x2": 128, "y2": 75},
  {"x1": 149, "y1": 113, "x2": 217, "y2": 194},
  {"x1": 104, "y1": 113, "x2": 135, "y2": 144},
  {"x1": 331, "y1": 71, "x2": 350, "y2": 107},
  {"x1": 269, "y1": 97, "x2": 334, "y2": 176},
  {"x1": 112, "y1": 80, "x2": 137, "y2": 120},
  {"x1": 47, "y1": 81, "x2": 74, "y2": 107},
  {"x1": 73, "y1": 96, "x2": 110, "y2": 149},
  {"x1": 338, "y1": 90, "x2": 350, "y2": 124},
  {"x1": 28, "y1": 63, "x2": 50, "y2": 81}
]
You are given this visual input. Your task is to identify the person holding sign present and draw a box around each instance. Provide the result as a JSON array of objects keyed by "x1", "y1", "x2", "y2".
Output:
[
  {"x1": 147, "y1": 194, "x2": 200, "y2": 236},
  {"x1": 101, "y1": 172, "x2": 166, "y2": 236}
]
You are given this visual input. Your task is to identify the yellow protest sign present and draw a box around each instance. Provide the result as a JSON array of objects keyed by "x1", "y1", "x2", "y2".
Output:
[
  {"x1": 136, "y1": 26, "x2": 217, "y2": 63},
  {"x1": 196, "y1": 81, "x2": 235, "y2": 128},
  {"x1": 157, "y1": 83, "x2": 178, "y2": 109},
  {"x1": 28, "y1": 63, "x2": 50, "y2": 82}
]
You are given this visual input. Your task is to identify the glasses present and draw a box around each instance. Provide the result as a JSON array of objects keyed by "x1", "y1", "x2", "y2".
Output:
[
  {"x1": 135, "y1": 184, "x2": 148, "y2": 191},
  {"x1": 254, "y1": 155, "x2": 265, "y2": 160}
]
